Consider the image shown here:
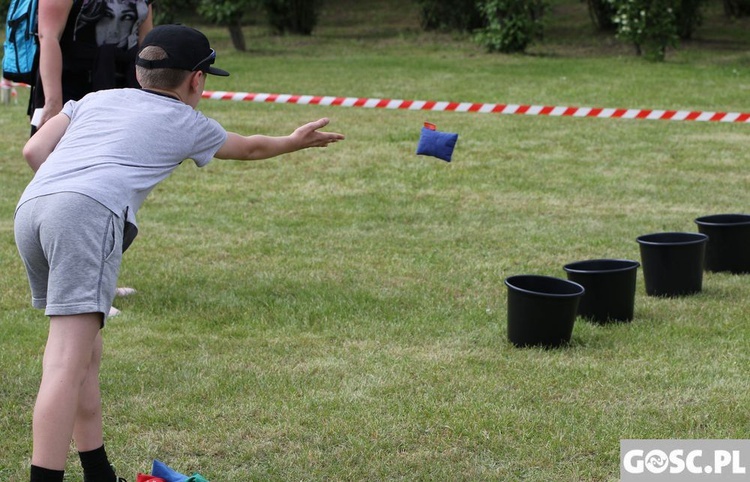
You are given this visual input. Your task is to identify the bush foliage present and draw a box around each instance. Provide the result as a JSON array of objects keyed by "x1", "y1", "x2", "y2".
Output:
[
  {"x1": 473, "y1": 0, "x2": 547, "y2": 53},
  {"x1": 263, "y1": 0, "x2": 323, "y2": 35},
  {"x1": 587, "y1": 0, "x2": 618, "y2": 30},
  {"x1": 612, "y1": 0, "x2": 679, "y2": 61},
  {"x1": 674, "y1": 0, "x2": 707, "y2": 39},
  {"x1": 723, "y1": 0, "x2": 750, "y2": 16},
  {"x1": 0, "y1": 0, "x2": 746, "y2": 58},
  {"x1": 609, "y1": 0, "x2": 708, "y2": 61},
  {"x1": 415, "y1": 0, "x2": 485, "y2": 32}
]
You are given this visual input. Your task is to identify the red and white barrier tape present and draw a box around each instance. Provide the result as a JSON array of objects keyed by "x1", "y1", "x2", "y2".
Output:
[
  {"x1": 202, "y1": 90, "x2": 750, "y2": 124},
  {"x1": 0, "y1": 78, "x2": 22, "y2": 99},
  {"x1": 1, "y1": 79, "x2": 27, "y2": 88},
  {"x1": 5, "y1": 81, "x2": 748, "y2": 123}
]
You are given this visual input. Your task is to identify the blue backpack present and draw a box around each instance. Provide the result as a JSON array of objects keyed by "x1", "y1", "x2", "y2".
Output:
[{"x1": 2, "y1": 0, "x2": 38, "y2": 84}]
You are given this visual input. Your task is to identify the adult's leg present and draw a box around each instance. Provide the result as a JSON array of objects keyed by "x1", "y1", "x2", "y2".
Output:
[{"x1": 31, "y1": 313, "x2": 102, "y2": 470}]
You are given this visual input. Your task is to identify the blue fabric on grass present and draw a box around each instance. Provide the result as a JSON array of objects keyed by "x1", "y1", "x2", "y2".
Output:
[
  {"x1": 416, "y1": 126, "x2": 458, "y2": 162},
  {"x1": 151, "y1": 460, "x2": 189, "y2": 482}
]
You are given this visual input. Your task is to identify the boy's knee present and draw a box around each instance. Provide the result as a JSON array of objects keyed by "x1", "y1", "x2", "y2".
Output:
[{"x1": 77, "y1": 391, "x2": 102, "y2": 417}]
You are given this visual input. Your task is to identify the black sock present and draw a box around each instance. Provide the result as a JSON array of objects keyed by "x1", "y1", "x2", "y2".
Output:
[
  {"x1": 78, "y1": 445, "x2": 117, "y2": 482},
  {"x1": 30, "y1": 465, "x2": 64, "y2": 482}
]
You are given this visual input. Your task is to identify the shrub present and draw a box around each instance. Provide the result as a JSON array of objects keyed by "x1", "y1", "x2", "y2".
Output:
[
  {"x1": 723, "y1": 0, "x2": 750, "y2": 17},
  {"x1": 197, "y1": 0, "x2": 257, "y2": 25},
  {"x1": 263, "y1": 0, "x2": 323, "y2": 35},
  {"x1": 612, "y1": 0, "x2": 678, "y2": 61},
  {"x1": 474, "y1": 0, "x2": 546, "y2": 53},
  {"x1": 587, "y1": 0, "x2": 617, "y2": 31},
  {"x1": 153, "y1": 0, "x2": 200, "y2": 24},
  {"x1": 674, "y1": 0, "x2": 707, "y2": 39},
  {"x1": 415, "y1": 0, "x2": 485, "y2": 32}
]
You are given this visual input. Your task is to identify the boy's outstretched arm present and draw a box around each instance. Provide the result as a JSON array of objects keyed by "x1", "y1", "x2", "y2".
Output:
[{"x1": 214, "y1": 118, "x2": 344, "y2": 161}]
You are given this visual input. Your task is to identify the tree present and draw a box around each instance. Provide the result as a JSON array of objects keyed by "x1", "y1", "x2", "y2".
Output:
[
  {"x1": 197, "y1": 0, "x2": 261, "y2": 51},
  {"x1": 674, "y1": 0, "x2": 707, "y2": 39},
  {"x1": 153, "y1": 0, "x2": 200, "y2": 25},
  {"x1": 263, "y1": 0, "x2": 324, "y2": 36},
  {"x1": 197, "y1": 0, "x2": 323, "y2": 50},
  {"x1": 723, "y1": 0, "x2": 750, "y2": 17},
  {"x1": 0, "y1": 0, "x2": 9, "y2": 20}
]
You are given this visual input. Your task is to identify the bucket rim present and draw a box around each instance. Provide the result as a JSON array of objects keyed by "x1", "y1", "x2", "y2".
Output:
[
  {"x1": 636, "y1": 232, "x2": 708, "y2": 246},
  {"x1": 694, "y1": 213, "x2": 750, "y2": 227},
  {"x1": 563, "y1": 258, "x2": 640, "y2": 274},
  {"x1": 504, "y1": 274, "x2": 585, "y2": 298}
]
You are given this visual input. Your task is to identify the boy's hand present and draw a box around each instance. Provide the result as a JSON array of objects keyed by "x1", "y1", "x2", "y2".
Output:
[
  {"x1": 216, "y1": 118, "x2": 344, "y2": 161},
  {"x1": 291, "y1": 118, "x2": 345, "y2": 149}
]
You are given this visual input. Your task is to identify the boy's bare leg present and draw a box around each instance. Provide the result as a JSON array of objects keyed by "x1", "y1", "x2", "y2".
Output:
[
  {"x1": 31, "y1": 313, "x2": 101, "y2": 470},
  {"x1": 73, "y1": 331, "x2": 104, "y2": 452}
]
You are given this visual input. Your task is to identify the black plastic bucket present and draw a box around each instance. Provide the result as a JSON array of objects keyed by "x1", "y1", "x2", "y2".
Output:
[
  {"x1": 636, "y1": 232, "x2": 708, "y2": 297},
  {"x1": 563, "y1": 259, "x2": 640, "y2": 323},
  {"x1": 504, "y1": 275, "x2": 585, "y2": 348},
  {"x1": 694, "y1": 214, "x2": 750, "y2": 274}
]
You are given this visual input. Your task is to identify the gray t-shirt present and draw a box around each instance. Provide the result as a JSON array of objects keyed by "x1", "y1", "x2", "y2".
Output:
[{"x1": 17, "y1": 88, "x2": 228, "y2": 248}]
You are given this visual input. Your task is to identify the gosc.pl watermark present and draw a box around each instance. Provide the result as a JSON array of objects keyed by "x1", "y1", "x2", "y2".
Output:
[{"x1": 621, "y1": 440, "x2": 749, "y2": 481}]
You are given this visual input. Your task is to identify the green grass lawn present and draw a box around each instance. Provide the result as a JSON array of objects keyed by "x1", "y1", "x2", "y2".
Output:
[{"x1": 1, "y1": 1, "x2": 749, "y2": 480}]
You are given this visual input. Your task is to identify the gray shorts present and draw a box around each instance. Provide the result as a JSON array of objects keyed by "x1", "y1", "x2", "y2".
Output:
[{"x1": 14, "y1": 192, "x2": 124, "y2": 323}]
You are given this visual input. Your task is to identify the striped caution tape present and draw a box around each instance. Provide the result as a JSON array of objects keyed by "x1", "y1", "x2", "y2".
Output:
[
  {"x1": 0, "y1": 78, "x2": 21, "y2": 102},
  {"x1": 202, "y1": 90, "x2": 750, "y2": 124},
  {"x1": 5, "y1": 81, "x2": 748, "y2": 123}
]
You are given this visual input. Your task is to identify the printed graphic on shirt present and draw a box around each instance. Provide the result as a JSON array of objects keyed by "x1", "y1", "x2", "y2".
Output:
[{"x1": 76, "y1": 0, "x2": 149, "y2": 49}]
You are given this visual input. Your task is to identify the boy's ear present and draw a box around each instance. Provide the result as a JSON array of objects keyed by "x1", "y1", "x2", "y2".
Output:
[{"x1": 189, "y1": 70, "x2": 204, "y2": 92}]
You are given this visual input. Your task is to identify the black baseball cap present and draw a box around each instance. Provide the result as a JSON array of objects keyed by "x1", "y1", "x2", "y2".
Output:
[{"x1": 136, "y1": 25, "x2": 230, "y2": 76}]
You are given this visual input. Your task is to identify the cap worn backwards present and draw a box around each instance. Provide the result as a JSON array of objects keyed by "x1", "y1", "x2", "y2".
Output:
[{"x1": 136, "y1": 24, "x2": 230, "y2": 77}]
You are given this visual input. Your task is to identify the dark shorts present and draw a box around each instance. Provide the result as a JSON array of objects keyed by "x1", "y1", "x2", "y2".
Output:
[{"x1": 14, "y1": 192, "x2": 123, "y2": 323}]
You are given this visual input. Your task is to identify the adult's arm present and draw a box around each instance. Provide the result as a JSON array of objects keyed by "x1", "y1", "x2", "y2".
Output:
[
  {"x1": 138, "y1": 4, "x2": 154, "y2": 45},
  {"x1": 36, "y1": 0, "x2": 74, "y2": 128}
]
